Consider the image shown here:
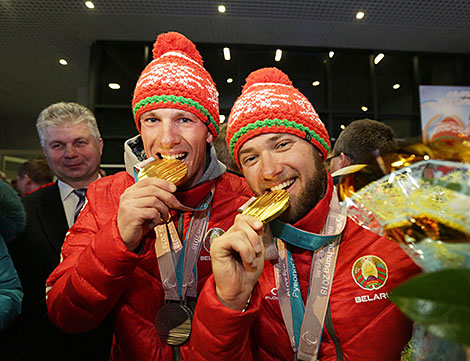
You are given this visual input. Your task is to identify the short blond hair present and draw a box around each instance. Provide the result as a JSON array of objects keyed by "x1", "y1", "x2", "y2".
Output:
[{"x1": 36, "y1": 102, "x2": 101, "y2": 147}]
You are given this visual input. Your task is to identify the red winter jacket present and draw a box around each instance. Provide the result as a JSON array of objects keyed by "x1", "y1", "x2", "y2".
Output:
[
  {"x1": 191, "y1": 176, "x2": 421, "y2": 361},
  {"x1": 46, "y1": 171, "x2": 252, "y2": 361}
]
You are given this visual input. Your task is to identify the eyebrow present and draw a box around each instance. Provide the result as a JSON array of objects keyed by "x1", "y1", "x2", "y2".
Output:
[
  {"x1": 239, "y1": 134, "x2": 286, "y2": 156},
  {"x1": 145, "y1": 110, "x2": 193, "y2": 117},
  {"x1": 48, "y1": 137, "x2": 87, "y2": 144}
]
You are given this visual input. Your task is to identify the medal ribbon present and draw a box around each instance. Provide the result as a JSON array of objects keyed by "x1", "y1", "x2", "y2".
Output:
[
  {"x1": 155, "y1": 185, "x2": 215, "y2": 301},
  {"x1": 176, "y1": 199, "x2": 212, "y2": 299},
  {"x1": 272, "y1": 188, "x2": 346, "y2": 360}
]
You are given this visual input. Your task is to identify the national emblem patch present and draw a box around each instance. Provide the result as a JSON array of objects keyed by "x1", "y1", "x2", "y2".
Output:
[
  {"x1": 352, "y1": 255, "x2": 388, "y2": 290},
  {"x1": 203, "y1": 228, "x2": 225, "y2": 252}
]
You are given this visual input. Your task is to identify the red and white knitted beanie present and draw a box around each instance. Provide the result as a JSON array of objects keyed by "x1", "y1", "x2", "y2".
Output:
[
  {"x1": 132, "y1": 32, "x2": 219, "y2": 138},
  {"x1": 226, "y1": 67, "x2": 330, "y2": 168}
]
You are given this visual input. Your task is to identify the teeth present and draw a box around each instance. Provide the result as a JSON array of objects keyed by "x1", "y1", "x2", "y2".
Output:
[
  {"x1": 270, "y1": 179, "x2": 294, "y2": 191},
  {"x1": 160, "y1": 153, "x2": 186, "y2": 160}
]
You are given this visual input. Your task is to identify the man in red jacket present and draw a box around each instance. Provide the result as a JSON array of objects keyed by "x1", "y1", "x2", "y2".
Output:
[
  {"x1": 45, "y1": 32, "x2": 252, "y2": 361},
  {"x1": 191, "y1": 68, "x2": 421, "y2": 360}
]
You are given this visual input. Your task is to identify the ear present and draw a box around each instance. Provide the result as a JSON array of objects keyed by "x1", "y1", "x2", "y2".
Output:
[
  {"x1": 98, "y1": 138, "x2": 104, "y2": 155},
  {"x1": 339, "y1": 152, "x2": 352, "y2": 168},
  {"x1": 24, "y1": 174, "x2": 33, "y2": 185},
  {"x1": 206, "y1": 130, "x2": 214, "y2": 144}
]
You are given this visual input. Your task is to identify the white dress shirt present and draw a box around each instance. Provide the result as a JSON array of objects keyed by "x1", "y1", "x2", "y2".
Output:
[{"x1": 57, "y1": 176, "x2": 100, "y2": 228}]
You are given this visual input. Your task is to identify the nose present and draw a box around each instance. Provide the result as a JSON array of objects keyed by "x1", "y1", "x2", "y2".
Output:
[
  {"x1": 260, "y1": 152, "x2": 282, "y2": 180},
  {"x1": 63, "y1": 143, "x2": 78, "y2": 158},
  {"x1": 159, "y1": 121, "x2": 181, "y2": 148}
]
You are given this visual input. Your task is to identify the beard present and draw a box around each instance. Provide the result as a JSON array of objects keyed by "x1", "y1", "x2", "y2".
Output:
[{"x1": 278, "y1": 156, "x2": 327, "y2": 224}]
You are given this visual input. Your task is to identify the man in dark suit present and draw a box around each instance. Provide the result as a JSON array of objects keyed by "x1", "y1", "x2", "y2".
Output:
[{"x1": 4, "y1": 102, "x2": 111, "y2": 361}]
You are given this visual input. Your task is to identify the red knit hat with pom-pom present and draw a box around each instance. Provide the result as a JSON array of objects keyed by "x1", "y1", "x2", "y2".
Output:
[
  {"x1": 226, "y1": 67, "x2": 330, "y2": 168},
  {"x1": 132, "y1": 32, "x2": 219, "y2": 138}
]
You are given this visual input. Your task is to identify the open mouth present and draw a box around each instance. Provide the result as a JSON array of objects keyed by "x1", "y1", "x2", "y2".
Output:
[
  {"x1": 269, "y1": 178, "x2": 295, "y2": 192},
  {"x1": 157, "y1": 152, "x2": 187, "y2": 161}
]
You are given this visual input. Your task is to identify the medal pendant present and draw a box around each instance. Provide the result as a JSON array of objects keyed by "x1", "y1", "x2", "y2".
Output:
[
  {"x1": 155, "y1": 302, "x2": 193, "y2": 346},
  {"x1": 138, "y1": 158, "x2": 187, "y2": 185},
  {"x1": 241, "y1": 189, "x2": 290, "y2": 223}
]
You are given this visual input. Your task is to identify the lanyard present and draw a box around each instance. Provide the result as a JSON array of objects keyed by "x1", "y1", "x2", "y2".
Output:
[
  {"x1": 272, "y1": 188, "x2": 346, "y2": 360},
  {"x1": 155, "y1": 185, "x2": 215, "y2": 301}
]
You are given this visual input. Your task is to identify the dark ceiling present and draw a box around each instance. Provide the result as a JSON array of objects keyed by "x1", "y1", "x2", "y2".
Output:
[{"x1": 1, "y1": 0, "x2": 470, "y2": 151}]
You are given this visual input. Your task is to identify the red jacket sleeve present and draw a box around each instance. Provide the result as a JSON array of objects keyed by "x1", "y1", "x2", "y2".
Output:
[
  {"x1": 190, "y1": 276, "x2": 260, "y2": 360},
  {"x1": 46, "y1": 178, "x2": 148, "y2": 334}
]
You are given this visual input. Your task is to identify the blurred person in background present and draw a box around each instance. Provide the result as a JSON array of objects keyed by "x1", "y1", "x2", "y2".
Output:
[
  {"x1": 213, "y1": 122, "x2": 242, "y2": 175},
  {"x1": 0, "y1": 180, "x2": 24, "y2": 331},
  {"x1": 16, "y1": 158, "x2": 54, "y2": 196},
  {"x1": 0, "y1": 180, "x2": 24, "y2": 360},
  {"x1": 327, "y1": 118, "x2": 398, "y2": 174}
]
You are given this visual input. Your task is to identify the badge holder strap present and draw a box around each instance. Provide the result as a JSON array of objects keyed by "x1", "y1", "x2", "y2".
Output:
[
  {"x1": 275, "y1": 236, "x2": 340, "y2": 360},
  {"x1": 183, "y1": 203, "x2": 212, "y2": 299},
  {"x1": 297, "y1": 236, "x2": 341, "y2": 360},
  {"x1": 176, "y1": 185, "x2": 214, "y2": 301},
  {"x1": 156, "y1": 185, "x2": 215, "y2": 302},
  {"x1": 274, "y1": 239, "x2": 297, "y2": 352},
  {"x1": 154, "y1": 222, "x2": 180, "y2": 301},
  {"x1": 273, "y1": 189, "x2": 345, "y2": 360},
  {"x1": 154, "y1": 186, "x2": 214, "y2": 347},
  {"x1": 286, "y1": 246, "x2": 305, "y2": 351}
]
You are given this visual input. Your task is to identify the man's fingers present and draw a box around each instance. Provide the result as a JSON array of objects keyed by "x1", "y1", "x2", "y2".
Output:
[
  {"x1": 214, "y1": 230, "x2": 261, "y2": 268},
  {"x1": 135, "y1": 177, "x2": 177, "y2": 192},
  {"x1": 232, "y1": 214, "x2": 264, "y2": 254}
]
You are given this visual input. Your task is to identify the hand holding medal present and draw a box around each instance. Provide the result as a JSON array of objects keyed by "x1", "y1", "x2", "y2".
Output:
[{"x1": 209, "y1": 189, "x2": 291, "y2": 311}]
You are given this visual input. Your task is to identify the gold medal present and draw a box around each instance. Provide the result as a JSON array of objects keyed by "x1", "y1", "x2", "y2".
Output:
[
  {"x1": 241, "y1": 189, "x2": 290, "y2": 223},
  {"x1": 137, "y1": 158, "x2": 187, "y2": 185}
]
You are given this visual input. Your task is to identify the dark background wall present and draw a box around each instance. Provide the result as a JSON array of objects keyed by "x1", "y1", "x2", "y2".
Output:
[{"x1": 90, "y1": 40, "x2": 470, "y2": 174}]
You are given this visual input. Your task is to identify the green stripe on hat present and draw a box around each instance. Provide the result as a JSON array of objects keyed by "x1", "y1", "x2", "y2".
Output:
[
  {"x1": 229, "y1": 118, "x2": 330, "y2": 156},
  {"x1": 133, "y1": 94, "x2": 219, "y2": 135}
]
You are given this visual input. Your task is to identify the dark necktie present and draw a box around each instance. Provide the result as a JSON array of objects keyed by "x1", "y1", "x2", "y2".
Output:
[{"x1": 73, "y1": 188, "x2": 87, "y2": 223}]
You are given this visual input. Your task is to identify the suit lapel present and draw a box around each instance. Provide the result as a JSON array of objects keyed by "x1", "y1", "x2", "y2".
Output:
[{"x1": 36, "y1": 183, "x2": 69, "y2": 254}]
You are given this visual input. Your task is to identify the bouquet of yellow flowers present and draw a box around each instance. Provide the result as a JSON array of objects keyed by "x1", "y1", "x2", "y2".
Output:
[{"x1": 335, "y1": 140, "x2": 470, "y2": 360}]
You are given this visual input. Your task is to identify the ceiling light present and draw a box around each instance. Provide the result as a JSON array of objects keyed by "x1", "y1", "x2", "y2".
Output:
[
  {"x1": 356, "y1": 11, "x2": 365, "y2": 20},
  {"x1": 393, "y1": 83, "x2": 401, "y2": 90},
  {"x1": 312, "y1": 81, "x2": 320, "y2": 87},
  {"x1": 275, "y1": 49, "x2": 282, "y2": 62},
  {"x1": 220, "y1": 115, "x2": 226, "y2": 123},
  {"x1": 227, "y1": 78, "x2": 233, "y2": 83},
  {"x1": 361, "y1": 106, "x2": 368, "y2": 112},
  {"x1": 223, "y1": 47, "x2": 231, "y2": 61},
  {"x1": 85, "y1": 1, "x2": 94, "y2": 9},
  {"x1": 218, "y1": 5, "x2": 226, "y2": 13},
  {"x1": 328, "y1": 51, "x2": 334, "y2": 59},
  {"x1": 58, "y1": 59, "x2": 68, "y2": 66},
  {"x1": 340, "y1": 124, "x2": 346, "y2": 130},
  {"x1": 374, "y1": 53, "x2": 385, "y2": 65},
  {"x1": 108, "y1": 83, "x2": 120, "y2": 90}
]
